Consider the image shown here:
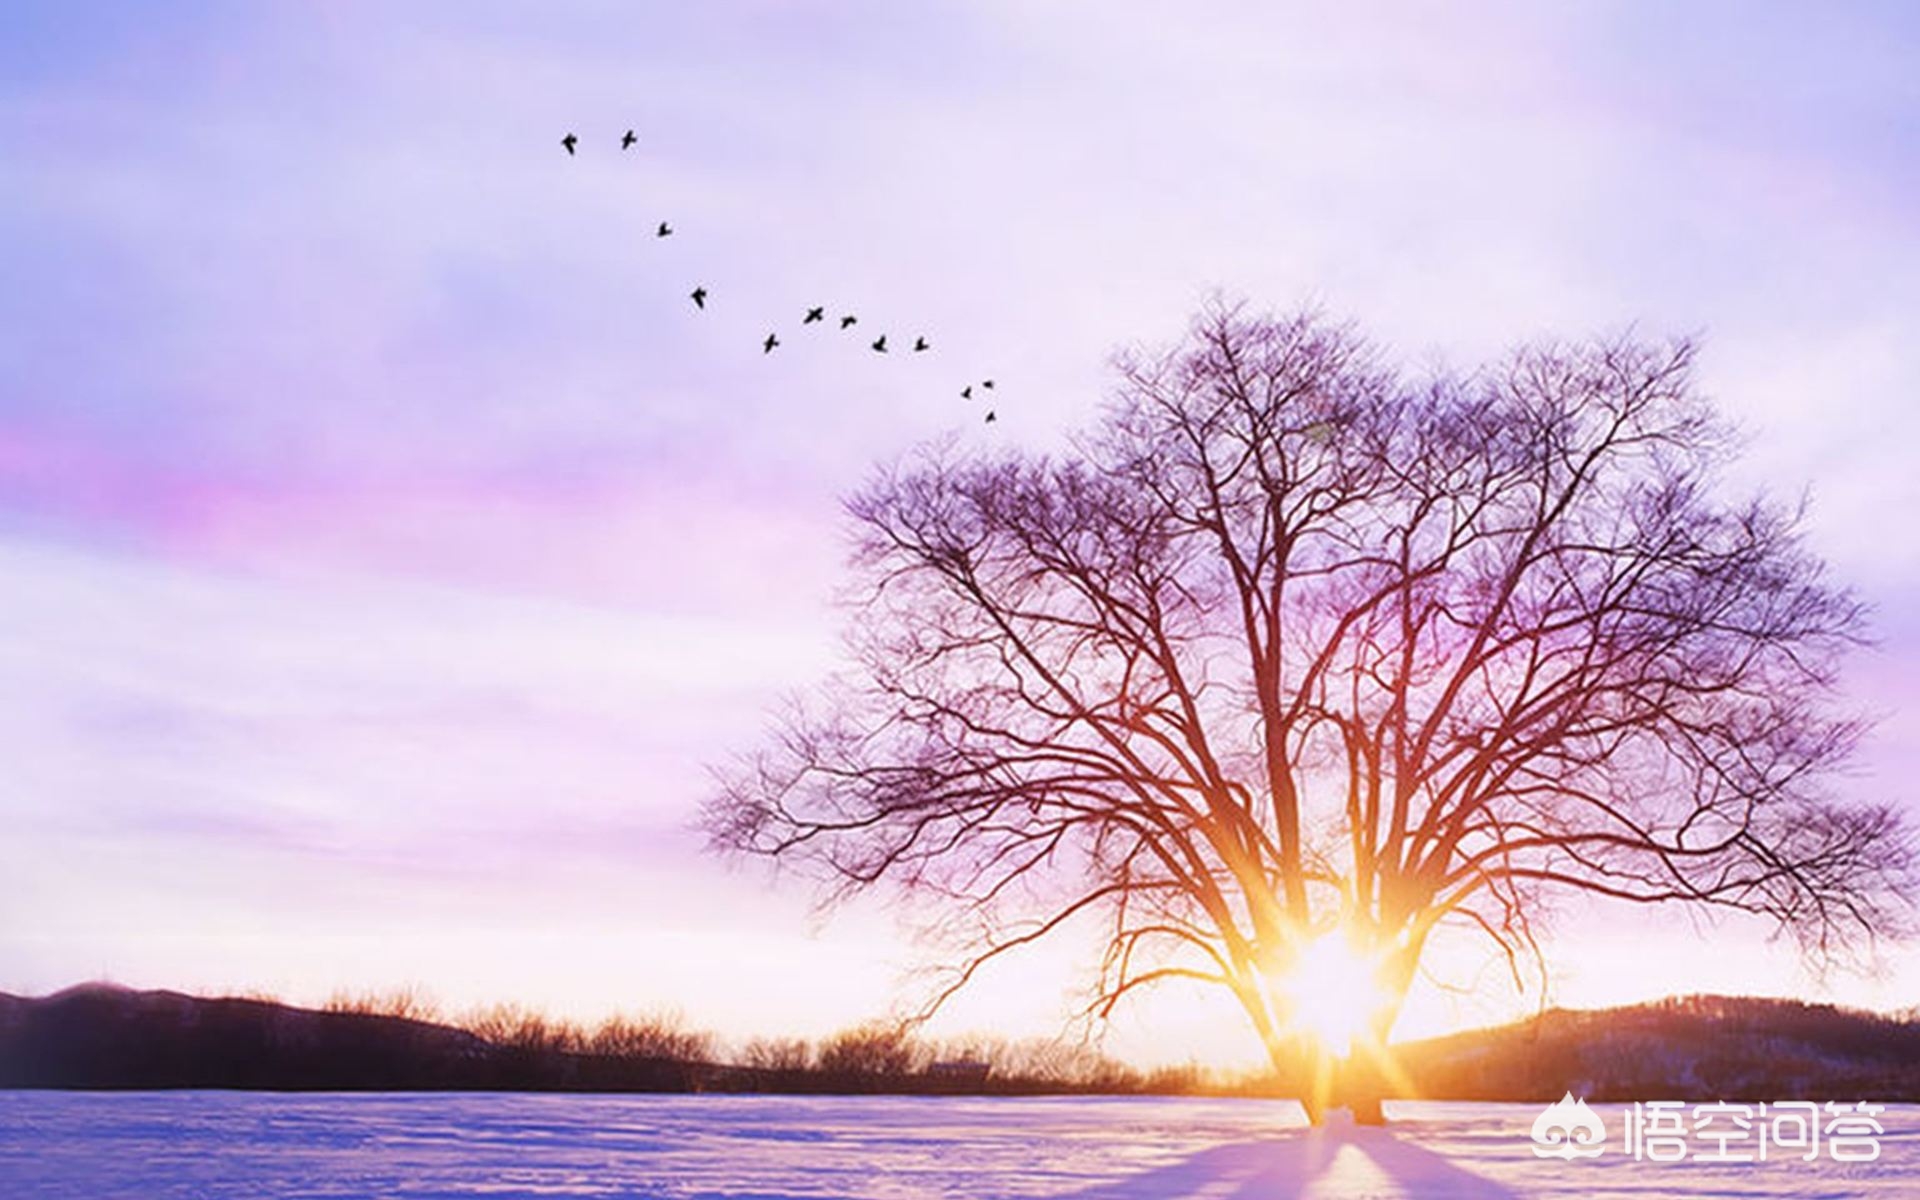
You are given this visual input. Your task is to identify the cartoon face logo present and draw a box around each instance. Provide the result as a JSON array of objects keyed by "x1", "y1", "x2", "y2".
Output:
[{"x1": 1531, "y1": 1091, "x2": 1607, "y2": 1159}]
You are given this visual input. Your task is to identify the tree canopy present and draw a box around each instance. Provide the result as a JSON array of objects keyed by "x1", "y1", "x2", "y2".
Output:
[{"x1": 706, "y1": 304, "x2": 1914, "y2": 1119}]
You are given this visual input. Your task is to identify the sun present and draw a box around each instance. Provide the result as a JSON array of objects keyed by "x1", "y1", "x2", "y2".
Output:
[{"x1": 1280, "y1": 931, "x2": 1390, "y2": 1051}]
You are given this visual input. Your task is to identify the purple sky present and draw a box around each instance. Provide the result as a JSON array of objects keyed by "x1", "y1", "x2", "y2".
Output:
[{"x1": 3, "y1": 2, "x2": 1918, "y2": 1061}]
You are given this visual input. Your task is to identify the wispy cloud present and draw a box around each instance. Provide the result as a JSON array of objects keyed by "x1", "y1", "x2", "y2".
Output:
[{"x1": 2, "y1": 1, "x2": 1917, "y2": 1053}]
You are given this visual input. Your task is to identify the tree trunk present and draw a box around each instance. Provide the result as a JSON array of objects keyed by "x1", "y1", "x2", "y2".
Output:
[
  {"x1": 1345, "y1": 1077, "x2": 1385, "y2": 1125},
  {"x1": 1278, "y1": 1039, "x2": 1330, "y2": 1126},
  {"x1": 1338, "y1": 1016, "x2": 1395, "y2": 1125},
  {"x1": 1299, "y1": 1050, "x2": 1381, "y2": 1125},
  {"x1": 1299, "y1": 1089, "x2": 1326, "y2": 1126},
  {"x1": 1263, "y1": 987, "x2": 1403, "y2": 1126}
]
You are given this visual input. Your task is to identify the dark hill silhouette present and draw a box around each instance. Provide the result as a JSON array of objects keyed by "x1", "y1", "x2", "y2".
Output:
[
  {"x1": 0, "y1": 985, "x2": 692, "y2": 1092},
  {"x1": 2, "y1": 985, "x2": 1914, "y2": 1099},
  {"x1": 1389, "y1": 993, "x2": 1920, "y2": 1103}
]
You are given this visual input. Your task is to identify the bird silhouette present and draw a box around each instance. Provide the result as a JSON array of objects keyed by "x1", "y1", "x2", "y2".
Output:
[
  {"x1": 803, "y1": 307, "x2": 825, "y2": 324},
  {"x1": 656, "y1": 221, "x2": 672, "y2": 238},
  {"x1": 763, "y1": 333, "x2": 780, "y2": 354},
  {"x1": 871, "y1": 335, "x2": 888, "y2": 353},
  {"x1": 913, "y1": 336, "x2": 930, "y2": 352},
  {"x1": 621, "y1": 129, "x2": 637, "y2": 150},
  {"x1": 690, "y1": 287, "x2": 707, "y2": 309},
  {"x1": 982, "y1": 379, "x2": 995, "y2": 389},
  {"x1": 985, "y1": 410, "x2": 998, "y2": 423},
  {"x1": 961, "y1": 386, "x2": 972, "y2": 400},
  {"x1": 839, "y1": 315, "x2": 858, "y2": 329},
  {"x1": 561, "y1": 133, "x2": 578, "y2": 155}
]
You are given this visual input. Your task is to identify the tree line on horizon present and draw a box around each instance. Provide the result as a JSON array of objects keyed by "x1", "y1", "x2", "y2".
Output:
[
  {"x1": 310, "y1": 985, "x2": 1207, "y2": 1093},
  {"x1": 295, "y1": 985, "x2": 1920, "y2": 1100},
  {"x1": 6, "y1": 983, "x2": 1918, "y2": 1099}
]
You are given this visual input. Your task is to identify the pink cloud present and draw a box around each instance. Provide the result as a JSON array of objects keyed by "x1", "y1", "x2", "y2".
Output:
[{"x1": 0, "y1": 421, "x2": 842, "y2": 614}]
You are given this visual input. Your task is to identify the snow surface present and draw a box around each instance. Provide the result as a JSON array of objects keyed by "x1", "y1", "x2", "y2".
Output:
[{"x1": 0, "y1": 1093, "x2": 1913, "y2": 1198}]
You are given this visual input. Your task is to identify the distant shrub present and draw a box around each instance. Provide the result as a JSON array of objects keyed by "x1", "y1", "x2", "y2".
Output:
[
  {"x1": 816, "y1": 1022, "x2": 926, "y2": 1080},
  {"x1": 589, "y1": 1012, "x2": 715, "y2": 1062},
  {"x1": 458, "y1": 1002, "x2": 585, "y2": 1053},
  {"x1": 739, "y1": 1036, "x2": 814, "y2": 1072},
  {"x1": 322, "y1": 986, "x2": 441, "y2": 1024}
]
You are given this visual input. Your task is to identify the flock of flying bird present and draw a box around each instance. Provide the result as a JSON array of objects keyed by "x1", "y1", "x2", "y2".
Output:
[{"x1": 563, "y1": 129, "x2": 1000, "y2": 424}]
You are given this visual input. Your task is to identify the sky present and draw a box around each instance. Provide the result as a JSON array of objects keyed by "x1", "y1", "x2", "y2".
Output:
[{"x1": 2, "y1": 2, "x2": 1918, "y2": 1066}]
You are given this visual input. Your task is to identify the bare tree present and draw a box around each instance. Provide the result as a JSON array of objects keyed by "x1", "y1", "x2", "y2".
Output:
[
  {"x1": 815, "y1": 1021, "x2": 926, "y2": 1083},
  {"x1": 739, "y1": 1035, "x2": 815, "y2": 1073},
  {"x1": 588, "y1": 1011, "x2": 716, "y2": 1062},
  {"x1": 706, "y1": 304, "x2": 1914, "y2": 1122},
  {"x1": 458, "y1": 1002, "x2": 584, "y2": 1054},
  {"x1": 322, "y1": 985, "x2": 442, "y2": 1024}
]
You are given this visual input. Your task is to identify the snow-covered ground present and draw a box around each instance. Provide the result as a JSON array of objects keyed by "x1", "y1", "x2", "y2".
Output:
[{"x1": 0, "y1": 1093, "x2": 1912, "y2": 1198}]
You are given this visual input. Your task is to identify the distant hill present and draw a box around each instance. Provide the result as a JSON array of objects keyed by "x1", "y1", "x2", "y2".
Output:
[
  {"x1": 1390, "y1": 994, "x2": 1920, "y2": 1102},
  {"x1": 0, "y1": 984, "x2": 695, "y2": 1092},
  {"x1": 3, "y1": 985, "x2": 1916, "y2": 1099}
]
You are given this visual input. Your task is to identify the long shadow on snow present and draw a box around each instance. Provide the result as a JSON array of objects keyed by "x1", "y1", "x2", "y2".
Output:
[{"x1": 1053, "y1": 1118, "x2": 1523, "y2": 1200}]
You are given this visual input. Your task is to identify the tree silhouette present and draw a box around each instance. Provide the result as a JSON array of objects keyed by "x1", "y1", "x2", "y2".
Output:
[{"x1": 706, "y1": 304, "x2": 1914, "y2": 1122}]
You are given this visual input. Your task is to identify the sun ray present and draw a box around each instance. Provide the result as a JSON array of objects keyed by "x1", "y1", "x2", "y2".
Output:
[{"x1": 1271, "y1": 928, "x2": 1420, "y2": 1113}]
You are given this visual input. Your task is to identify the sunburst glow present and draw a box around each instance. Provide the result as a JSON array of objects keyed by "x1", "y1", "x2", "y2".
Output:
[{"x1": 1281, "y1": 932, "x2": 1391, "y2": 1050}]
